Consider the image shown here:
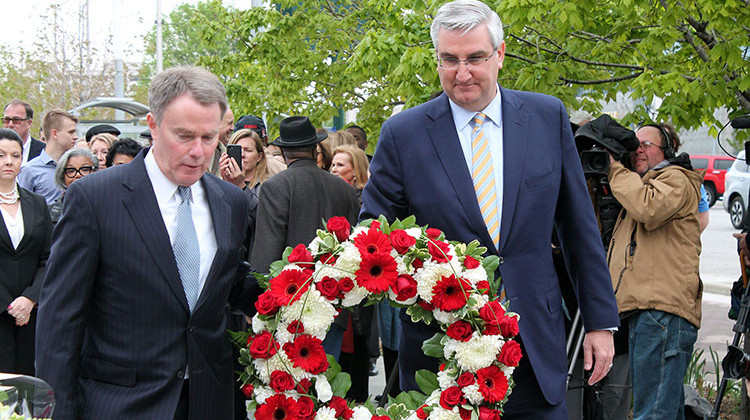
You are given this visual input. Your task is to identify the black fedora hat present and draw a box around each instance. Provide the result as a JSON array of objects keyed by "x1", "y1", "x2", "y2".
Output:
[{"x1": 271, "y1": 116, "x2": 327, "y2": 148}]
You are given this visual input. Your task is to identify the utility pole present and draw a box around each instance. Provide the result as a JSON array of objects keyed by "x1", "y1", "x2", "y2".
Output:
[
  {"x1": 113, "y1": 0, "x2": 125, "y2": 120},
  {"x1": 156, "y1": 0, "x2": 163, "y2": 73}
]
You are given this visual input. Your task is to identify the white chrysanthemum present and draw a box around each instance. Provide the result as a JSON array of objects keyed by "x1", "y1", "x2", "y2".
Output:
[
  {"x1": 280, "y1": 289, "x2": 337, "y2": 339},
  {"x1": 315, "y1": 260, "x2": 344, "y2": 280},
  {"x1": 415, "y1": 260, "x2": 454, "y2": 302},
  {"x1": 351, "y1": 406, "x2": 374, "y2": 420},
  {"x1": 253, "y1": 385, "x2": 274, "y2": 404},
  {"x1": 314, "y1": 406, "x2": 338, "y2": 420},
  {"x1": 433, "y1": 309, "x2": 458, "y2": 324},
  {"x1": 428, "y1": 406, "x2": 462, "y2": 420},
  {"x1": 437, "y1": 368, "x2": 457, "y2": 389},
  {"x1": 395, "y1": 255, "x2": 412, "y2": 275},
  {"x1": 463, "y1": 383, "x2": 483, "y2": 405},
  {"x1": 334, "y1": 242, "x2": 361, "y2": 276},
  {"x1": 463, "y1": 266, "x2": 487, "y2": 285},
  {"x1": 251, "y1": 314, "x2": 267, "y2": 334},
  {"x1": 281, "y1": 263, "x2": 305, "y2": 273},
  {"x1": 405, "y1": 227, "x2": 422, "y2": 240},
  {"x1": 503, "y1": 365, "x2": 515, "y2": 378},
  {"x1": 315, "y1": 375, "x2": 333, "y2": 402},
  {"x1": 308, "y1": 235, "x2": 325, "y2": 254},
  {"x1": 474, "y1": 293, "x2": 490, "y2": 309},
  {"x1": 451, "y1": 332, "x2": 503, "y2": 372},
  {"x1": 349, "y1": 225, "x2": 369, "y2": 239},
  {"x1": 341, "y1": 284, "x2": 369, "y2": 307},
  {"x1": 274, "y1": 321, "x2": 295, "y2": 344}
]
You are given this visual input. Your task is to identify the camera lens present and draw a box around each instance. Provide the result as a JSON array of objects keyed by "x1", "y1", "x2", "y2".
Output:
[
  {"x1": 580, "y1": 149, "x2": 610, "y2": 175},
  {"x1": 722, "y1": 345, "x2": 750, "y2": 379}
]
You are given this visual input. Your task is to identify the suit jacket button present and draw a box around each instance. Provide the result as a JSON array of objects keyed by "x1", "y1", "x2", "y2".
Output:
[
  {"x1": 188, "y1": 327, "x2": 194, "y2": 333},
  {"x1": 498, "y1": 256, "x2": 504, "y2": 265},
  {"x1": 176, "y1": 370, "x2": 185, "y2": 379}
]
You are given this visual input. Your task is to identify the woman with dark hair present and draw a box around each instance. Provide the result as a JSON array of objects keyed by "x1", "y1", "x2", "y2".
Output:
[
  {"x1": 0, "y1": 128, "x2": 52, "y2": 375},
  {"x1": 105, "y1": 138, "x2": 143, "y2": 167},
  {"x1": 48, "y1": 148, "x2": 99, "y2": 223}
]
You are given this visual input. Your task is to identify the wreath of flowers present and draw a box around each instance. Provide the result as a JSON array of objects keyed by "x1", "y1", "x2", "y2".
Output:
[{"x1": 236, "y1": 216, "x2": 521, "y2": 420}]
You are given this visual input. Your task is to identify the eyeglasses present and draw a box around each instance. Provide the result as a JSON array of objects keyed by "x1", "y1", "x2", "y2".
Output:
[
  {"x1": 437, "y1": 56, "x2": 493, "y2": 70},
  {"x1": 63, "y1": 166, "x2": 95, "y2": 177},
  {"x1": 638, "y1": 140, "x2": 664, "y2": 150},
  {"x1": 2, "y1": 117, "x2": 30, "y2": 125}
]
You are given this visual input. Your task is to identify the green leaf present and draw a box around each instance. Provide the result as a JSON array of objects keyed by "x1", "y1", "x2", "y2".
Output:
[
  {"x1": 406, "y1": 304, "x2": 434, "y2": 325},
  {"x1": 385, "y1": 402, "x2": 412, "y2": 419},
  {"x1": 329, "y1": 371, "x2": 352, "y2": 397},
  {"x1": 421, "y1": 333, "x2": 445, "y2": 359},
  {"x1": 325, "y1": 355, "x2": 342, "y2": 382},
  {"x1": 415, "y1": 369, "x2": 440, "y2": 395}
]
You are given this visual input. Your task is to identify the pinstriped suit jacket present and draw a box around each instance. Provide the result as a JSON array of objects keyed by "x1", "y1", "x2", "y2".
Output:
[{"x1": 35, "y1": 153, "x2": 258, "y2": 420}]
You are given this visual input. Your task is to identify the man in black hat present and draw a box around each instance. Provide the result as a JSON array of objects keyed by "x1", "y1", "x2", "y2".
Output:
[{"x1": 250, "y1": 116, "x2": 359, "y2": 273}]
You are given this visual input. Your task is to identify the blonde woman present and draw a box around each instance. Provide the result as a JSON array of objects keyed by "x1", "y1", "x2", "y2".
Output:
[
  {"x1": 220, "y1": 129, "x2": 272, "y2": 196},
  {"x1": 88, "y1": 133, "x2": 117, "y2": 170},
  {"x1": 330, "y1": 145, "x2": 369, "y2": 191}
]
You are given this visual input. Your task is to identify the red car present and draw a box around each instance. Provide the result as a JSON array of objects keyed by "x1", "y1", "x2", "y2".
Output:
[{"x1": 690, "y1": 155, "x2": 736, "y2": 207}]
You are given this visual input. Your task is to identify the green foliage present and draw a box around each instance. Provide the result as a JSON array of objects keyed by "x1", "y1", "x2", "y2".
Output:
[
  {"x1": 421, "y1": 333, "x2": 445, "y2": 359},
  {"x1": 415, "y1": 369, "x2": 439, "y2": 395}
]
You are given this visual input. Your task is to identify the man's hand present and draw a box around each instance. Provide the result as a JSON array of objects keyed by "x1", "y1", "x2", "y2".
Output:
[
  {"x1": 733, "y1": 233, "x2": 750, "y2": 266},
  {"x1": 583, "y1": 330, "x2": 615, "y2": 385}
]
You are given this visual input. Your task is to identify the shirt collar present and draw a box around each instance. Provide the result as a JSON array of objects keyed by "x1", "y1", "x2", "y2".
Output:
[
  {"x1": 144, "y1": 149, "x2": 204, "y2": 207},
  {"x1": 38, "y1": 149, "x2": 55, "y2": 165},
  {"x1": 449, "y1": 85, "x2": 502, "y2": 131}
]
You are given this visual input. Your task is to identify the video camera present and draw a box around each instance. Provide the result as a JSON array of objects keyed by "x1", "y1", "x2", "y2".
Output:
[{"x1": 574, "y1": 114, "x2": 640, "y2": 176}]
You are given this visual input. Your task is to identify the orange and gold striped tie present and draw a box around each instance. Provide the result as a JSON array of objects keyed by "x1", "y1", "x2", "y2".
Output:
[{"x1": 471, "y1": 113, "x2": 500, "y2": 249}]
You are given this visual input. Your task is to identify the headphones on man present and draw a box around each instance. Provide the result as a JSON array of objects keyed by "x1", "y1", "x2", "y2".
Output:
[{"x1": 638, "y1": 123, "x2": 675, "y2": 159}]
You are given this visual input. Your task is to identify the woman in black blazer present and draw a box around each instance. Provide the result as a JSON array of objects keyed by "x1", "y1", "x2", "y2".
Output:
[{"x1": 0, "y1": 128, "x2": 52, "y2": 375}]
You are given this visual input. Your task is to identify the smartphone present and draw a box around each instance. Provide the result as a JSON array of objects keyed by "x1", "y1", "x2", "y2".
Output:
[{"x1": 226, "y1": 144, "x2": 243, "y2": 171}]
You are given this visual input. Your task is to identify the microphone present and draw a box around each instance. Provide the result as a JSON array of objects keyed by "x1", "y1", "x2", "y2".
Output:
[{"x1": 731, "y1": 117, "x2": 750, "y2": 129}]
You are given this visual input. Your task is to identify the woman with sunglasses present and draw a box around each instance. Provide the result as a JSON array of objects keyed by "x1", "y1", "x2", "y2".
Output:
[
  {"x1": 0, "y1": 128, "x2": 53, "y2": 376},
  {"x1": 48, "y1": 148, "x2": 98, "y2": 224}
]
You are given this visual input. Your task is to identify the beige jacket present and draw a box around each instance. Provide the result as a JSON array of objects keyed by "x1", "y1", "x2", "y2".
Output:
[{"x1": 606, "y1": 161, "x2": 704, "y2": 328}]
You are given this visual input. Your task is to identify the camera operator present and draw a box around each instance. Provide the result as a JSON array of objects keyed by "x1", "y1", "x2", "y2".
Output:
[{"x1": 606, "y1": 122, "x2": 704, "y2": 419}]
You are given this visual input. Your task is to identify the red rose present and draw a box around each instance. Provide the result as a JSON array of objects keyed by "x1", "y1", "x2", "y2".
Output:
[
  {"x1": 317, "y1": 252, "x2": 338, "y2": 265},
  {"x1": 287, "y1": 320, "x2": 305, "y2": 334},
  {"x1": 478, "y1": 406, "x2": 502, "y2": 420},
  {"x1": 412, "y1": 258, "x2": 424, "y2": 269},
  {"x1": 439, "y1": 386, "x2": 464, "y2": 409},
  {"x1": 288, "y1": 244, "x2": 313, "y2": 265},
  {"x1": 339, "y1": 277, "x2": 355, "y2": 293},
  {"x1": 370, "y1": 220, "x2": 381, "y2": 229},
  {"x1": 392, "y1": 274, "x2": 417, "y2": 301},
  {"x1": 463, "y1": 255, "x2": 480, "y2": 269},
  {"x1": 269, "y1": 370, "x2": 295, "y2": 392},
  {"x1": 248, "y1": 331, "x2": 279, "y2": 359},
  {"x1": 428, "y1": 240, "x2": 451, "y2": 263},
  {"x1": 446, "y1": 320, "x2": 473, "y2": 342},
  {"x1": 498, "y1": 339, "x2": 523, "y2": 367},
  {"x1": 240, "y1": 383, "x2": 253, "y2": 398},
  {"x1": 390, "y1": 229, "x2": 416, "y2": 254},
  {"x1": 327, "y1": 216, "x2": 351, "y2": 242},
  {"x1": 296, "y1": 378, "x2": 312, "y2": 394},
  {"x1": 316, "y1": 276, "x2": 340, "y2": 300},
  {"x1": 417, "y1": 299, "x2": 434, "y2": 311},
  {"x1": 483, "y1": 324, "x2": 501, "y2": 335},
  {"x1": 255, "y1": 291, "x2": 280, "y2": 315},
  {"x1": 479, "y1": 301, "x2": 505, "y2": 326},
  {"x1": 416, "y1": 406, "x2": 428, "y2": 419},
  {"x1": 456, "y1": 372, "x2": 475, "y2": 387},
  {"x1": 499, "y1": 315, "x2": 520, "y2": 338},
  {"x1": 476, "y1": 280, "x2": 490, "y2": 295},
  {"x1": 296, "y1": 396, "x2": 316, "y2": 420},
  {"x1": 439, "y1": 363, "x2": 446, "y2": 371},
  {"x1": 426, "y1": 228, "x2": 442, "y2": 240},
  {"x1": 328, "y1": 396, "x2": 353, "y2": 419},
  {"x1": 459, "y1": 407, "x2": 472, "y2": 420}
]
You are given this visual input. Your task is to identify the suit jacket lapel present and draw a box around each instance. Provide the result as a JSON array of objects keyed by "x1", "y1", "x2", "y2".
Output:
[
  {"x1": 194, "y1": 174, "x2": 230, "y2": 311},
  {"x1": 14, "y1": 187, "x2": 36, "y2": 251},
  {"x1": 121, "y1": 155, "x2": 190, "y2": 313},
  {"x1": 0, "y1": 202, "x2": 12, "y2": 251},
  {"x1": 425, "y1": 96, "x2": 497, "y2": 251},
  {"x1": 498, "y1": 88, "x2": 529, "y2": 254}
]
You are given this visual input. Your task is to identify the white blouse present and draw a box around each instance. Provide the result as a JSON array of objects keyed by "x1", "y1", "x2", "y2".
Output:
[{"x1": 0, "y1": 203, "x2": 24, "y2": 250}]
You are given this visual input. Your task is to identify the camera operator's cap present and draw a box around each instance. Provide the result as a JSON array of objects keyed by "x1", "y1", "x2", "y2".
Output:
[
  {"x1": 85, "y1": 124, "x2": 121, "y2": 143},
  {"x1": 271, "y1": 116, "x2": 328, "y2": 148},
  {"x1": 234, "y1": 115, "x2": 266, "y2": 138}
]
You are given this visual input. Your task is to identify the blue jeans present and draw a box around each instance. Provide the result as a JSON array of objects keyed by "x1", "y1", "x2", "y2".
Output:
[
  {"x1": 628, "y1": 310, "x2": 697, "y2": 420},
  {"x1": 322, "y1": 323, "x2": 344, "y2": 361}
]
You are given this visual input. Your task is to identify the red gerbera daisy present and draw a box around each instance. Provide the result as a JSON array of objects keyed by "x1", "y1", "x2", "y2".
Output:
[
  {"x1": 355, "y1": 252, "x2": 399, "y2": 293},
  {"x1": 431, "y1": 275, "x2": 472, "y2": 311},
  {"x1": 269, "y1": 269, "x2": 313, "y2": 305},
  {"x1": 476, "y1": 364, "x2": 509, "y2": 403},
  {"x1": 282, "y1": 335, "x2": 329, "y2": 374},
  {"x1": 353, "y1": 227, "x2": 393, "y2": 256},
  {"x1": 255, "y1": 394, "x2": 300, "y2": 420}
]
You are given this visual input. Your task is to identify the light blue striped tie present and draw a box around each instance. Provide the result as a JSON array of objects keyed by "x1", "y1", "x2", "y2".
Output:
[
  {"x1": 471, "y1": 113, "x2": 500, "y2": 249},
  {"x1": 174, "y1": 186, "x2": 201, "y2": 312}
]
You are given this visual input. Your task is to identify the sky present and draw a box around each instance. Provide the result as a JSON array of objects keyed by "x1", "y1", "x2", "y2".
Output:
[{"x1": 6, "y1": 0, "x2": 243, "y2": 59}]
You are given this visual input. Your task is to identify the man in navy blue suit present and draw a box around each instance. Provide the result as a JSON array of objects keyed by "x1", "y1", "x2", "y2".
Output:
[
  {"x1": 360, "y1": 1, "x2": 619, "y2": 417},
  {"x1": 36, "y1": 67, "x2": 258, "y2": 419}
]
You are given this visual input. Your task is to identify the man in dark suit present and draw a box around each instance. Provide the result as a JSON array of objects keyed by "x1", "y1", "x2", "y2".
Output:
[
  {"x1": 3, "y1": 100, "x2": 45, "y2": 165},
  {"x1": 35, "y1": 67, "x2": 258, "y2": 420},
  {"x1": 360, "y1": 1, "x2": 619, "y2": 417}
]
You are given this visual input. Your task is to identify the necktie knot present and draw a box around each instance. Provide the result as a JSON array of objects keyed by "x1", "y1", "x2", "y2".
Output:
[
  {"x1": 178, "y1": 186, "x2": 192, "y2": 204},
  {"x1": 474, "y1": 112, "x2": 487, "y2": 127}
]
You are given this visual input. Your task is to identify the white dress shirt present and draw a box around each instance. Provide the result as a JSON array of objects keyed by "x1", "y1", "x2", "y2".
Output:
[
  {"x1": 21, "y1": 134, "x2": 32, "y2": 166},
  {"x1": 0, "y1": 204, "x2": 24, "y2": 250},
  {"x1": 449, "y1": 86, "x2": 505, "y2": 234},
  {"x1": 144, "y1": 151, "x2": 218, "y2": 303}
]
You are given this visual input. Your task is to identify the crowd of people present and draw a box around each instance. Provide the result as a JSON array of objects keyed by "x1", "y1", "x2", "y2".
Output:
[{"x1": 0, "y1": 0, "x2": 730, "y2": 419}]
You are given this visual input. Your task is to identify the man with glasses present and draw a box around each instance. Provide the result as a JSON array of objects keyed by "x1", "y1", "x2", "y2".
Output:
[
  {"x1": 606, "y1": 123, "x2": 704, "y2": 419},
  {"x1": 17, "y1": 110, "x2": 78, "y2": 205},
  {"x1": 3, "y1": 100, "x2": 45, "y2": 165},
  {"x1": 360, "y1": 0, "x2": 619, "y2": 416}
]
